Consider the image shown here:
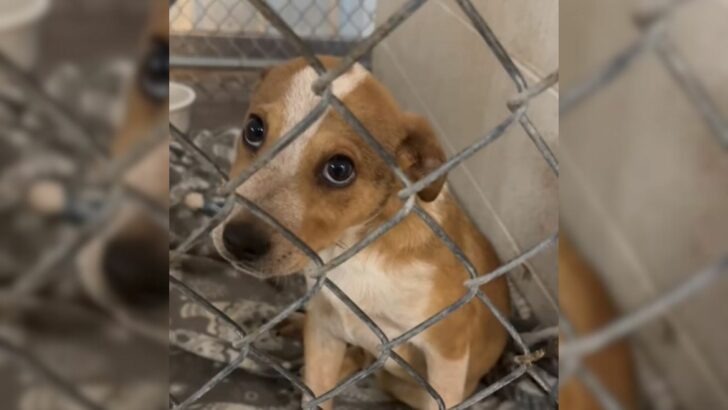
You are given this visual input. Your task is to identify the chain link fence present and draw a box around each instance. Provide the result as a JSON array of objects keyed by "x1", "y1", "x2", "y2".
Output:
[
  {"x1": 560, "y1": 0, "x2": 727, "y2": 408},
  {"x1": 169, "y1": 0, "x2": 559, "y2": 409},
  {"x1": 0, "y1": 60, "x2": 168, "y2": 408},
  {"x1": 1, "y1": 0, "x2": 722, "y2": 408},
  {"x1": 170, "y1": 0, "x2": 377, "y2": 109}
]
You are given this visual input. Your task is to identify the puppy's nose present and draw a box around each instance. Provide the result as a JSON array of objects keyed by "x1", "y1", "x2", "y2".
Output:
[
  {"x1": 102, "y1": 238, "x2": 168, "y2": 308},
  {"x1": 222, "y1": 221, "x2": 271, "y2": 262}
]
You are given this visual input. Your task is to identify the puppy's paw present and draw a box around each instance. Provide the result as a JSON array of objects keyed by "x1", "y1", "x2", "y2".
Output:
[{"x1": 274, "y1": 311, "x2": 305, "y2": 339}]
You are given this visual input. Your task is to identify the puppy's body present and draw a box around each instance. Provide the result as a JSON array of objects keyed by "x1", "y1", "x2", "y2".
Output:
[
  {"x1": 213, "y1": 56, "x2": 510, "y2": 409},
  {"x1": 559, "y1": 236, "x2": 638, "y2": 410},
  {"x1": 307, "y1": 187, "x2": 510, "y2": 409}
]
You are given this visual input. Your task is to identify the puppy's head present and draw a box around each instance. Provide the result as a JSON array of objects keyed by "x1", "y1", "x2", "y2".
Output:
[
  {"x1": 76, "y1": 0, "x2": 169, "y2": 316},
  {"x1": 212, "y1": 56, "x2": 446, "y2": 278}
]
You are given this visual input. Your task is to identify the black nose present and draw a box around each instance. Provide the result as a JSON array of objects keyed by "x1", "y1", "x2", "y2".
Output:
[
  {"x1": 222, "y1": 221, "x2": 271, "y2": 262},
  {"x1": 102, "y1": 238, "x2": 168, "y2": 309}
]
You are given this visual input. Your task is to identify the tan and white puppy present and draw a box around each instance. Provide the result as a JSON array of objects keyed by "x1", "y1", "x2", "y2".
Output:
[
  {"x1": 74, "y1": 0, "x2": 169, "y2": 339},
  {"x1": 212, "y1": 56, "x2": 511, "y2": 409},
  {"x1": 560, "y1": 235, "x2": 638, "y2": 410}
]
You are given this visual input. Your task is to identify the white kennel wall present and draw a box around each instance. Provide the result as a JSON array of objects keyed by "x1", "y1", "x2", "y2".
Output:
[{"x1": 372, "y1": 0, "x2": 560, "y2": 325}]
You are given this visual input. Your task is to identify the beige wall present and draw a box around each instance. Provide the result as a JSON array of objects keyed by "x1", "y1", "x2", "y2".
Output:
[
  {"x1": 372, "y1": 0, "x2": 559, "y2": 324},
  {"x1": 561, "y1": 0, "x2": 728, "y2": 408}
]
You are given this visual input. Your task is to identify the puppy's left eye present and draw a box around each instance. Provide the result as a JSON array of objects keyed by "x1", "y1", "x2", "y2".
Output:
[
  {"x1": 243, "y1": 115, "x2": 266, "y2": 150},
  {"x1": 139, "y1": 38, "x2": 169, "y2": 102},
  {"x1": 322, "y1": 155, "x2": 356, "y2": 187}
]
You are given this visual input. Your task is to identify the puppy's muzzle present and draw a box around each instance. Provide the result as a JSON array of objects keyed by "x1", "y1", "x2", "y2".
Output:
[
  {"x1": 222, "y1": 221, "x2": 272, "y2": 263},
  {"x1": 102, "y1": 237, "x2": 168, "y2": 309}
]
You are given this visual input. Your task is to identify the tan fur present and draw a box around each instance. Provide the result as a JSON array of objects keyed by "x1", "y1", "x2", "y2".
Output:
[
  {"x1": 216, "y1": 56, "x2": 510, "y2": 409},
  {"x1": 560, "y1": 236, "x2": 639, "y2": 410}
]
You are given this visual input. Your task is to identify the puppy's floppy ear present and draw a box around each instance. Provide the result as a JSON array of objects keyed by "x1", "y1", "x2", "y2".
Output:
[
  {"x1": 259, "y1": 67, "x2": 272, "y2": 81},
  {"x1": 251, "y1": 68, "x2": 272, "y2": 95},
  {"x1": 396, "y1": 113, "x2": 447, "y2": 202}
]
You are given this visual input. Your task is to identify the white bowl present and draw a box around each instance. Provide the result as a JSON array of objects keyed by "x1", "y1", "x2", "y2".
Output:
[
  {"x1": 0, "y1": 0, "x2": 51, "y2": 70},
  {"x1": 169, "y1": 81, "x2": 196, "y2": 133}
]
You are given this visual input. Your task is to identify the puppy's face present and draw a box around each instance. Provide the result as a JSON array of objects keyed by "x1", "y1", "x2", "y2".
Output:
[
  {"x1": 76, "y1": 0, "x2": 169, "y2": 318},
  {"x1": 212, "y1": 57, "x2": 446, "y2": 278}
]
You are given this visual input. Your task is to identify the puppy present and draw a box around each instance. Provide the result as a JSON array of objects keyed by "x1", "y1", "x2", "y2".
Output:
[
  {"x1": 559, "y1": 235, "x2": 638, "y2": 409},
  {"x1": 74, "y1": 0, "x2": 169, "y2": 339},
  {"x1": 212, "y1": 56, "x2": 511, "y2": 409}
]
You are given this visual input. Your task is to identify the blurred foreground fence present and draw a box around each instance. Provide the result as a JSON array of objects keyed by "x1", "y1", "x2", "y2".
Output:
[
  {"x1": 0, "y1": 2, "x2": 166, "y2": 409},
  {"x1": 559, "y1": 0, "x2": 728, "y2": 408}
]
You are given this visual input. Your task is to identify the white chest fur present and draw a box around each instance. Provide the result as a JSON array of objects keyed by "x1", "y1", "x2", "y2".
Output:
[{"x1": 307, "y1": 250, "x2": 435, "y2": 355}]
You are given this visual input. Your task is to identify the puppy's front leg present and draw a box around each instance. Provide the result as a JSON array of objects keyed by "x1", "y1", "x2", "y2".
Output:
[
  {"x1": 423, "y1": 345, "x2": 469, "y2": 410},
  {"x1": 303, "y1": 313, "x2": 347, "y2": 410}
]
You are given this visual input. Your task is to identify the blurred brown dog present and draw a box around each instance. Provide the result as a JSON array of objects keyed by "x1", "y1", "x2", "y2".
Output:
[
  {"x1": 560, "y1": 235, "x2": 639, "y2": 409},
  {"x1": 74, "y1": 0, "x2": 168, "y2": 340}
]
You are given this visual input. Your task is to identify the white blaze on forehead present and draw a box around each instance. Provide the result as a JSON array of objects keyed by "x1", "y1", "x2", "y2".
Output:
[
  {"x1": 277, "y1": 63, "x2": 369, "y2": 169},
  {"x1": 234, "y1": 63, "x2": 369, "y2": 228}
]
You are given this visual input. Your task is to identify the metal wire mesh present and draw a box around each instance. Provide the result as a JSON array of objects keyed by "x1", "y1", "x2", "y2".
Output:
[
  {"x1": 170, "y1": 0, "x2": 376, "y2": 63},
  {"x1": 1, "y1": 0, "x2": 722, "y2": 408},
  {"x1": 169, "y1": 0, "x2": 559, "y2": 409}
]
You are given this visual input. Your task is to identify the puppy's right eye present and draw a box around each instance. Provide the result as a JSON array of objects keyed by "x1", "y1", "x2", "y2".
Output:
[
  {"x1": 242, "y1": 115, "x2": 265, "y2": 150},
  {"x1": 322, "y1": 155, "x2": 356, "y2": 187}
]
